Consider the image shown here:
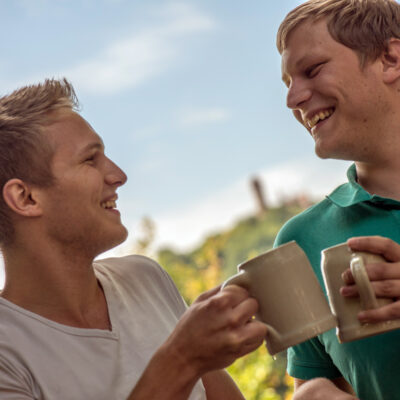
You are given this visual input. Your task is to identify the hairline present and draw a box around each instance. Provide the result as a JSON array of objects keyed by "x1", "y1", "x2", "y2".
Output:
[{"x1": 279, "y1": 15, "x2": 375, "y2": 69}]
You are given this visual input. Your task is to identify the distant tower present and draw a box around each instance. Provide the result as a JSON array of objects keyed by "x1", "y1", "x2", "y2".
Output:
[{"x1": 250, "y1": 177, "x2": 268, "y2": 216}]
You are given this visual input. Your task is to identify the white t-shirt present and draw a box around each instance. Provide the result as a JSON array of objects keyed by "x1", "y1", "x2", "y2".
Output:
[{"x1": 0, "y1": 255, "x2": 206, "y2": 399}]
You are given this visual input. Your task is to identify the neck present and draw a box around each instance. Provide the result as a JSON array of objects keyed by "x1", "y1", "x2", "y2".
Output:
[
  {"x1": 1, "y1": 240, "x2": 110, "y2": 329},
  {"x1": 355, "y1": 160, "x2": 400, "y2": 201}
]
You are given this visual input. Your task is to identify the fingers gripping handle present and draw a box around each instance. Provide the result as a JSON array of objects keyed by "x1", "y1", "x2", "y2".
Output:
[
  {"x1": 222, "y1": 272, "x2": 282, "y2": 346},
  {"x1": 350, "y1": 255, "x2": 379, "y2": 310}
]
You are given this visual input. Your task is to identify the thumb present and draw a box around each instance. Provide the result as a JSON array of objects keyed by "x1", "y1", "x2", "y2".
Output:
[{"x1": 195, "y1": 285, "x2": 221, "y2": 302}]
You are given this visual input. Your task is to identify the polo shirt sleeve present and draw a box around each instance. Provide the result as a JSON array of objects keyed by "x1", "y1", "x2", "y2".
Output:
[{"x1": 287, "y1": 338, "x2": 342, "y2": 380}]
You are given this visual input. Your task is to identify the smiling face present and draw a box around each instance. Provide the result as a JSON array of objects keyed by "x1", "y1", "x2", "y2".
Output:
[
  {"x1": 281, "y1": 19, "x2": 392, "y2": 162},
  {"x1": 39, "y1": 110, "x2": 128, "y2": 257}
]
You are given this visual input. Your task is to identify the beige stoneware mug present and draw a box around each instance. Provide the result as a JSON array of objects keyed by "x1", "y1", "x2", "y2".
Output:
[
  {"x1": 321, "y1": 242, "x2": 400, "y2": 343},
  {"x1": 222, "y1": 241, "x2": 336, "y2": 355}
]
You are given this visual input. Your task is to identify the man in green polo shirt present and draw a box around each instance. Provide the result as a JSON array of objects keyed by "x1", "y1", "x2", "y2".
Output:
[{"x1": 274, "y1": 0, "x2": 400, "y2": 399}]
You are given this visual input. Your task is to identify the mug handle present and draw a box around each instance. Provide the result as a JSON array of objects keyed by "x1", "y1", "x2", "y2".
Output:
[
  {"x1": 350, "y1": 255, "x2": 379, "y2": 310},
  {"x1": 221, "y1": 272, "x2": 282, "y2": 345}
]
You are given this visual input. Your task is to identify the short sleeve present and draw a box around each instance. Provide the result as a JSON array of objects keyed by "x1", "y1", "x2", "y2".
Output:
[
  {"x1": 287, "y1": 337, "x2": 341, "y2": 380},
  {"x1": 0, "y1": 356, "x2": 35, "y2": 399}
]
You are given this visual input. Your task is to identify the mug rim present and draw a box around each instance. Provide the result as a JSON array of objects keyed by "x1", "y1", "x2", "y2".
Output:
[
  {"x1": 322, "y1": 242, "x2": 349, "y2": 253},
  {"x1": 237, "y1": 240, "x2": 297, "y2": 270}
]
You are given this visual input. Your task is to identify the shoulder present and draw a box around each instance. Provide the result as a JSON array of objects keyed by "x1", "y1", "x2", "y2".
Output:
[
  {"x1": 94, "y1": 255, "x2": 186, "y2": 311},
  {"x1": 275, "y1": 198, "x2": 333, "y2": 246},
  {"x1": 94, "y1": 254, "x2": 167, "y2": 282}
]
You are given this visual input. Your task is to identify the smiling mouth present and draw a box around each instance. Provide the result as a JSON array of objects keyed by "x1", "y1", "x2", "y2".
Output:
[
  {"x1": 306, "y1": 108, "x2": 335, "y2": 129},
  {"x1": 101, "y1": 200, "x2": 117, "y2": 210}
]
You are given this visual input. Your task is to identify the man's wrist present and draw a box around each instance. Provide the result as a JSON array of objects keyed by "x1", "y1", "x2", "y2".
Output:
[
  {"x1": 127, "y1": 343, "x2": 201, "y2": 400},
  {"x1": 153, "y1": 340, "x2": 201, "y2": 389}
]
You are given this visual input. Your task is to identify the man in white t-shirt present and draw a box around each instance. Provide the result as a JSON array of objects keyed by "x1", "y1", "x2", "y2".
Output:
[{"x1": 0, "y1": 79, "x2": 267, "y2": 399}]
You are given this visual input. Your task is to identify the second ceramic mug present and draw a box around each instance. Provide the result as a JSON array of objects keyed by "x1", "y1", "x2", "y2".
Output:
[
  {"x1": 321, "y1": 242, "x2": 400, "y2": 343},
  {"x1": 222, "y1": 241, "x2": 336, "y2": 355}
]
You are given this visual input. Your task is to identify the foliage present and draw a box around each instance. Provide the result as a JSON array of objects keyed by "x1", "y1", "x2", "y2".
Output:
[
  {"x1": 156, "y1": 204, "x2": 305, "y2": 399},
  {"x1": 131, "y1": 216, "x2": 156, "y2": 255}
]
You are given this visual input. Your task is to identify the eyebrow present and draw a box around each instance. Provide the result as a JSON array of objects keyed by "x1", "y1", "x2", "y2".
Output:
[
  {"x1": 281, "y1": 52, "x2": 321, "y2": 84},
  {"x1": 78, "y1": 140, "x2": 105, "y2": 156}
]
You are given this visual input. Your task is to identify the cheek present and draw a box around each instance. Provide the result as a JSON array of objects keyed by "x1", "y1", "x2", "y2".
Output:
[
  {"x1": 292, "y1": 110, "x2": 312, "y2": 134},
  {"x1": 72, "y1": 170, "x2": 103, "y2": 197},
  {"x1": 293, "y1": 110, "x2": 303, "y2": 125}
]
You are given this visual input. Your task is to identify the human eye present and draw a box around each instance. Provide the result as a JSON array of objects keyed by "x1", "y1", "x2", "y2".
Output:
[
  {"x1": 305, "y1": 62, "x2": 325, "y2": 79},
  {"x1": 84, "y1": 152, "x2": 97, "y2": 164}
]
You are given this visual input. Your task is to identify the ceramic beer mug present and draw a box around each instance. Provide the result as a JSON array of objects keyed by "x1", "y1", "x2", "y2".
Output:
[
  {"x1": 321, "y1": 243, "x2": 400, "y2": 342},
  {"x1": 222, "y1": 241, "x2": 336, "y2": 355}
]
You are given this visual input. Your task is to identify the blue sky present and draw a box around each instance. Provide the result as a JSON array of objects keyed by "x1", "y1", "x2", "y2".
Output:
[{"x1": 1, "y1": 0, "x2": 351, "y2": 265}]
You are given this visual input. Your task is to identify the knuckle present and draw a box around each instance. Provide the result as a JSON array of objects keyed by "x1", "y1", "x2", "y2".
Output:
[
  {"x1": 224, "y1": 332, "x2": 242, "y2": 352},
  {"x1": 195, "y1": 286, "x2": 221, "y2": 303},
  {"x1": 205, "y1": 296, "x2": 224, "y2": 310},
  {"x1": 377, "y1": 280, "x2": 396, "y2": 296},
  {"x1": 205, "y1": 293, "x2": 230, "y2": 311},
  {"x1": 196, "y1": 291, "x2": 210, "y2": 302},
  {"x1": 382, "y1": 237, "x2": 395, "y2": 252},
  {"x1": 381, "y1": 302, "x2": 400, "y2": 320},
  {"x1": 248, "y1": 298, "x2": 260, "y2": 314},
  {"x1": 369, "y1": 262, "x2": 386, "y2": 279},
  {"x1": 223, "y1": 285, "x2": 248, "y2": 300},
  {"x1": 226, "y1": 312, "x2": 243, "y2": 328}
]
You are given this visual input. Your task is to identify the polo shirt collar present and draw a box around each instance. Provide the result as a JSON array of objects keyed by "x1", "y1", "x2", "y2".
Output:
[{"x1": 327, "y1": 163, "x2": 400, "y2": 208}]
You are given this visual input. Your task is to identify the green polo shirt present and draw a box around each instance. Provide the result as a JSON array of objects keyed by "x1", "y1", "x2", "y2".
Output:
[{"x1": 274, "y1": 164, "x2": 400, "y2": 400}]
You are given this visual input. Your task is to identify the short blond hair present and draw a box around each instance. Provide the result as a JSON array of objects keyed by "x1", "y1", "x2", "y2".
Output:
[
  {"x1": 0, "y1": 78, "x2": 79, "y2": 246},
  {"x1": 277, "y1": 0, "x2": 400, "y2": 65}
]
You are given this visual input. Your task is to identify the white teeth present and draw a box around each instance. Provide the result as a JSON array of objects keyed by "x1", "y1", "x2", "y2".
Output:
[
  {"x1": 101, "y1": 200, "x2": 116, "y2": 209},
  {"x1": 307, "y1": 108, "x2": 334, "y2": 128}
]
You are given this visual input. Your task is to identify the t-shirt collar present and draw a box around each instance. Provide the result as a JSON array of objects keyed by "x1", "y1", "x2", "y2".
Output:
[{"x1": 327, "y1": 163, "x2": 400, "y2": 208}]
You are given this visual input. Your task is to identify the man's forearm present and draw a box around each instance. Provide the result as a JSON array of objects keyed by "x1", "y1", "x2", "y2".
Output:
[
  {"x1": 127, "y1": 285, "x2": 267, "y2": 399},
  {"x1": 127, "y1": 343, "x2": 200, "y2": 400}
]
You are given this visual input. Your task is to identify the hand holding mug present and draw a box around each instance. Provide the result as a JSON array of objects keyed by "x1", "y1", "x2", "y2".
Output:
[
  {"x1": 342, "y1": 236, "x2": 400, "y2": 324},
  {"x1": 163, "y1": 285, "x2": 268, "y2": 376},
  {"x1": 223, "y1": 241, "x2": 336, "y2": 355},
  {"x1": 321, "y1": 239, "x2": 400, "y2": 342}
]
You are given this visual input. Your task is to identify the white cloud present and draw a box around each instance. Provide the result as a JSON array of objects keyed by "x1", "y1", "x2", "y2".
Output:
[
  {"x1": 0, "y1": 2, "x2": 216, "y2": 96},
  {"x1": 66, "y1": 3, "x2": 216, "y2": 94},
  {"x1": 178, "y1": 107, "x2": 231, "y2": 127}
]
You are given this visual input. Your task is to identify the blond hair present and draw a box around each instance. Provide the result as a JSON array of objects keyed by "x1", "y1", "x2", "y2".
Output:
[
  {"x1": 277, "y1": 0, "x2": 400, "y2": 65},
  {"x1": 0, "y1": 78, "x2": 79, "y2": 246}
]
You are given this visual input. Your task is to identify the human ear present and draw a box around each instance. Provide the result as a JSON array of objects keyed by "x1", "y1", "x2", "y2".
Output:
[
  {"x1": 2, "y1": 179, "x2": 43, "y2": 217},
  {"x1": 382, "y1": 38, "x2": 400, "y2": 84}
]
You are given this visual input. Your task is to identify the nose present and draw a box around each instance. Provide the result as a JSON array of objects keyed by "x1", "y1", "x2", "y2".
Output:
[
  {"x1": 104, "y1": 158, "x2": 128, "y2": 187},
  {"x1": 286, "y1": 79, "x2": 312, "y2": 111}
]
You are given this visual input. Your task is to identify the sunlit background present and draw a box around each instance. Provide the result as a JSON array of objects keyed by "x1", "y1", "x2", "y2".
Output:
[{"x1": 0, "y1": 0, "x2": 351, "y2": 287}]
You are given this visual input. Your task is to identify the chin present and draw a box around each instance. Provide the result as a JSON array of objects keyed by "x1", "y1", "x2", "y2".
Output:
[
  {"x1": 315, "y1": 142, "x2": 343, "y2": 160},
  {"x1": 96, "y1": 225, "x2": 129, "y2": 255},
  {"x1": 315, "y1": 146, "x2": 355, "y2": 162},
  {"x1": 314, "y1": 147, "x2": 331, "y2": 160},
  {"x1": 111, "y1": 225, "x2": 129, "y2": 247}
]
